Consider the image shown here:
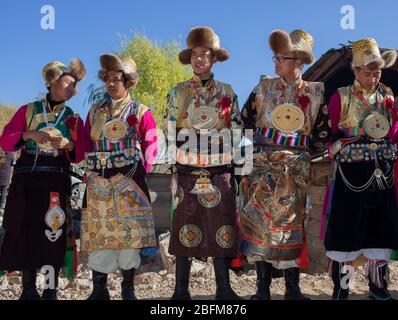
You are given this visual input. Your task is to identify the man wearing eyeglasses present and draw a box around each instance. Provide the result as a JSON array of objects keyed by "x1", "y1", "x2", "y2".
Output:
[{"x1": 239, "y1": 29, "x2": 329, "y2": 300}]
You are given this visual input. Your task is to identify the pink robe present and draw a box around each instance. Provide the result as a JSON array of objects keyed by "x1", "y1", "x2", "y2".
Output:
[
  {"x1": 82, "y1": 109, "x2": 158, "y2": 173},
  {"x1": 0, "y1": 104, "x2": 85, "y2": 163},
  {"x1": 328, "y1": 92, "x2": 398, "y2": 142}
]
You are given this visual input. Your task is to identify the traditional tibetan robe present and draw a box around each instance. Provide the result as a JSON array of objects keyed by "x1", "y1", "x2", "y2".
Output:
[
  {"x1": 166, "y1": 74, "x2": 243, "y2": 258},
  {"x1": 240, "y1": 75, "x2": 328, "y2": 268},
  {"x1": 0, "y1": 98, "x2": 84, "y2": 273},
  {"x1": 324, "y1": 80, "x2": 398, "y2": 262},
  {"x1": 81, "y1": 93, "x2": 157, "y2": 273}
]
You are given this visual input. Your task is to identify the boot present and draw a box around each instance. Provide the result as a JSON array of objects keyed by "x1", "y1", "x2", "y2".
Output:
[
  {"x1": 250, "y1": 261, "x2": 271, "y2": 300},
  {"x1": 214, "y1": 258, "x2": 243, "y2": 300},
  {"x1": 171, "y1": 256, "x2": 192, "y2": 300},
  {"x1": 121, "y1": 268, "x2": 137, "y2": 300},
  {"x1": 284, "y1": 267, "x2": 310, "y2": 300},
  {"x1": 368, "y1": 260, "x2": 394, "y2": 300},
  {"x1": 42, "y1": 268, "x2": 59, "y2": 300},
  {"x1": 331, "y1": 260, "x2": 349, "y2": 300},
  {"x1": 19, "y1": 269, "x2": 41, "y2": 300},
  {"x1": 87, "y1": 270, "x2": 110, "y2": 300}
]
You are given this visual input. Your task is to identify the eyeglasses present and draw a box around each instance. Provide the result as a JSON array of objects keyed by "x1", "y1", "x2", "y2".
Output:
[
  {"x1": 272, "y1": 56, "x2": 297, "y2": 63},
  {"x1": 104, "y1": 77, "x2": 125, "y2": 84}
]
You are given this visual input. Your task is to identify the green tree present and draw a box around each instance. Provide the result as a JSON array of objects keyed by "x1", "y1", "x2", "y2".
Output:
[{"x1": 87, "y1": 34, "x2": 192, "y2": 128}]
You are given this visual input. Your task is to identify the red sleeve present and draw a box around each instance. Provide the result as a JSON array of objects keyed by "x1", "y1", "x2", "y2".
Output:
[
  {"x1": 327, "y1": 92, "x2": 342, "y2": 136},
  {"x1": 0, "y1": 105, "x2": 28, "y2": 152},
  {"x1": 139, "y1": 110, "x2": 158, "y2": 173},
  {"x1": 388, "y1": 119, "x2": 398, "y2": 143},
  {"x1": 66, "y1": 116, "x2": 86, "y2": 163}
]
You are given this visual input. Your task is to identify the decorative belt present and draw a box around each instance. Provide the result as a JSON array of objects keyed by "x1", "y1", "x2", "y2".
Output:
[
  {"x1": 14, "y1": 166, "x2": 69, "y2": 175},
  {"x1": 93, "y1": 138, "x2": 137, "y2": 152},
  {"x1": 176, "y1": 148, "x2": 233, "y2": 167},
  {"x1": 86, "y1": 147, "x2": 141, "y2": 170},
  {"x1": 335, "y1": 140, "x2": 397, "y2": 164},
  {"x1": 341, "y1": 128, "x2": 365, "y2": 138},
  {"x1": 255, "y1": 127, "x2": 308, "y2": 147},
  {"x1": 24, "y1": 149, "x2": 65, "y2": 157}
]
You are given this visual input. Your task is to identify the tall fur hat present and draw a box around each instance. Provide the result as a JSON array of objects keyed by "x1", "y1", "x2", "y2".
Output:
[
  {"x1": 179, "y1": 26, "x2": 229, "y2": 65},
  {"x1": 269, "y1": 29, "x2": 315, "y2": 65},
  {"x1": 42, "y1": 59, "x2": 86, "y2": 87},
  {"x1": 98, "y1": 54, "x2": 138, "y2": 88},
  {"x1": 351, "y1": 38, "x2": 397, "y2": 70}
]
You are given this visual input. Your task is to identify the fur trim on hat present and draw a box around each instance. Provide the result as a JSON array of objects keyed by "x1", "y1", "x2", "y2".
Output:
[
  {"x1": 178, "y1": 47, "x2": 229, "y2": 65},
  {"x1": 381, "y1": 50, "x2": 397, "y2": 69},
  {"x1": 351, "y1": 49, "x2": 397, "y2": 70},
  {"x1": 44, "y1": 68, "x2": 64, "y2": 87},
  {"x1": 98, "y1": 54, "x2": 138, "y2": 88},
  {"x1": 186, "y1": 27, "x2": 221, "y2": 51},
  {"x1": 351, "y1": 38, "x2": 397, "y2": 70},
  {"x1": 216, "y1": 48, "x2": 229, "y2": 62},
  {"x1": 69, "y1": 59, "x2": 86, "y2": 82},
  {"x1": 269, "y1": 30, "x2": 292, "y2": 54},
  {"x1": 269, "y1": 29, "x2": 314, "y2": 65},
  {"x1": 178, "y1": 26, "x2": 229, "y2": 65},
  {"x1": 295, "y1": 50, "x2": 314, "y2": 65},
  {"x1": 178, "y1": 49, "x2": 192, "y2": 65},
  {"x1": 43, "y1": 59, "x2": 86, "y2": 87}
]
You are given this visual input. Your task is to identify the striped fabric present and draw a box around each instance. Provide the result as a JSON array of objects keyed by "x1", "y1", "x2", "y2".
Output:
[
  {"x1": 93, "y1": 137, "x2": 137, "y2": 152},
  {"x1": 342, "y1": 127, "x2": 365, "y2": 137},
  {"x1": 256, "y1": 127, "x2": 308, "y2": 147}
]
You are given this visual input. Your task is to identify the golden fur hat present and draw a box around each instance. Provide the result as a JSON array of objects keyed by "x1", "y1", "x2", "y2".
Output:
[
  {"x1": 42, "y1": 59, "x2": 86, "y2": 87},
  {"x1": 351, "y1": 38, "x2": 397, "y2": 70},
  {"x1": 269, "y1": 29, "x2": 315, "y2": 65},
  {"x1": 179, "y1": 26, "x2": 229, "y2": 65},
  {"x1": 98, "y1": 54, "x2": 138, "y2": 88}
]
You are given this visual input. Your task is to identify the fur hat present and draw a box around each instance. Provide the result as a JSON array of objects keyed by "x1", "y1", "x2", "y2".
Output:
[
  {"x1": 98, "y1": 54, "x2": 138, "y2": 88},
  {"x1": 179, "y1": 26, "x2": 229, "y2": 65},
  {"x1": 269, "y1": 29, "x2": 315, "y2": 65},
  {"x1": 351, "y1": 38, "x2": 397, "y2": 70},
  {"x1": 42, "y1": 59, "x2": 86, "y2": 87}
]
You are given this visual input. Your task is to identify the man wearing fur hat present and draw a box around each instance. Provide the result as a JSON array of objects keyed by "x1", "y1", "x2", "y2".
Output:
[
  {"x1": 166, "y1": 26, "x2": 243, "y2": 300},
  {"x1": 240, "y1": 29, "x2": 329, "y2": 300},
  {"x1": 324, "y1": 39, "x2": 398, "y2": 300},
  {"x1": 0, "y1": 59, "x2": 86, "y2": 300},
  {"x1": 81, "y1": 54, "x2": 157, "y2": 300}
]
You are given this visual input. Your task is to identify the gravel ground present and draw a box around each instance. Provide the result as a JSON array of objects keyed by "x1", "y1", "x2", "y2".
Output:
[{"x1": 1, "y1": 223, "x2": 398, "y2": 301}]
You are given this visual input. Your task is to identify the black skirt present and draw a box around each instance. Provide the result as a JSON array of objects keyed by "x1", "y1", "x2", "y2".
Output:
[
  {"x1": 325, "y1": 159, "x2": 398, "y2": 252},
  {"x1": 169, "y1": 164, "x2": 238, "y2": 258},
  {"x1": 0, "y1": 152, "x2": 71, "y2": 271}
]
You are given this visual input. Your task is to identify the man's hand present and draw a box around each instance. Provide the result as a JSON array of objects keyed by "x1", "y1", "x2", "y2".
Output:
[
  {"x1": 64, "y1": 140, "x2": 75, "y2": 152},
  {"x1": 51, "y1": 137, "x2": 74, "y2": 151},
  {"x1": 22, "y1": 130, "x2": 51, "y2": 144}
]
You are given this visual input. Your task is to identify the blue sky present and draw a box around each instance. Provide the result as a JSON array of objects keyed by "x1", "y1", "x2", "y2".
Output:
[{"x1": 0, "y1": 0, "x2": 397, "y2": 118}]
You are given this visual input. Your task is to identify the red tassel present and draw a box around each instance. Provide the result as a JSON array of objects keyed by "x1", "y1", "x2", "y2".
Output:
[{"x1": 297, "y1": 232, "x2": 309, "y2": 269}]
